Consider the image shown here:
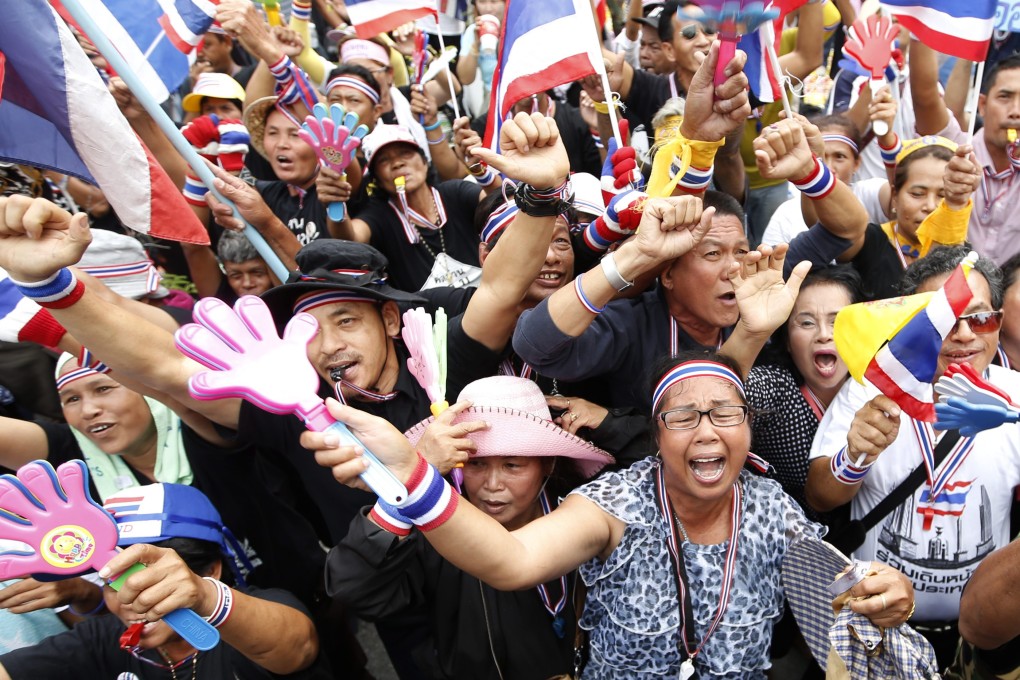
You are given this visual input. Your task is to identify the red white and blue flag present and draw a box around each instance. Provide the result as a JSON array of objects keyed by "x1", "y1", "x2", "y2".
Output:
[
  {"x1": 484, "y1": 0, "x2": 603, "y2": 149},
  {"x1": 0, "y1": 1, "x2": 209, "y2": 244},
  {"x1": 738, "y1": 21, "x2": 782, "y2": 103},
  {"x1": 862, "y1": 254, "x2": 976, "y2": 421},
  {"x1": 56, "y1": 0, "x2": 215, "y2": 102},
  {"x1": 345, "y1": 0, "x2": 437, "y2": 38},
  {"x1": 881, "y1": 0, "x2": 996, "y2": 61},
  {"x1": 917, "y1": 479, "x2": 974, "y2": 517}
]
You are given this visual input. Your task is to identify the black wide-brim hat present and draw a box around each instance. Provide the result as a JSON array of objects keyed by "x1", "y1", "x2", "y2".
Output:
[{"x1": 261, "y1": 240, "x2": 426, "y2": 323}]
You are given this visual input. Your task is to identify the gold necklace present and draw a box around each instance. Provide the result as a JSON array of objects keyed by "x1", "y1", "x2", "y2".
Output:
[{"x1": 159, "y1": 648, "x2": 199, "y2": 680}]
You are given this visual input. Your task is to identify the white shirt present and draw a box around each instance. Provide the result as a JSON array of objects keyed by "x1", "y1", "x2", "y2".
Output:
[
  {"x1": 809, "y1": 366, "x2": 1020, "y2": 621},
  {"x1": 761, "y1": 177, "x2": 889, "y2": 247}
]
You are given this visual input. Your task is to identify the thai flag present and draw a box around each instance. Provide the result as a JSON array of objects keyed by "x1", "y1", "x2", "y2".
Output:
[
  {"x1": 738, "y1": 20, "x2": 782, "y2": 103},
  {"x1": 0, "y1": 2, "x2": 209, "y2": 244},
  {"x1": 863, "y1": 253, "x2": 976, "y2": 421},
  {"x1": 918, "y1": 479, "x2": 974, "y2": 517},
  {"x1": 157, "y1": 0, "x2": 219, "y2": 54},
  {"x1": 345, "y1": 0, "x2": 437, "y2": 38},
  {"x1": 882, "y1": 0, "x2": 996, "y2": 61},
  {"x1": 484, "y1": 0, "x2": 603, "y2": 149}
]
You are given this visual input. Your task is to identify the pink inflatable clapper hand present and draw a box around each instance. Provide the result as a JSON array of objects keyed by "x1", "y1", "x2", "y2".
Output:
[{"x1": 298, "y1": 102, "x2": 370, "y2": 222}]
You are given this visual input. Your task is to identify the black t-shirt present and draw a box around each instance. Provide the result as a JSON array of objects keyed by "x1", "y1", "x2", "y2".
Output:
[
  {"x1": 39, "y1": 422, "x2": 326, "y2": 606},
  {"x1": 354, "y1": 180, "x2": 483, "y2": 292},
  {"x1": 553, "y1": 103, "x2": 602, "y2": 177},
  {"x1": 255, "y1": 181, "x2": 328, "y2": 247},
  {"x1": 850, "y1": 223, "x2": 904, "y2": 300},
  {"x1": 233, "y1": 332, "x2": 501, "y2": 544},
  {"x1": 626, "y1": 69, "x2": 682, "y2": 133},
  {"x1": 0, "y1": 588, "x2": 332, "y2": 679}
]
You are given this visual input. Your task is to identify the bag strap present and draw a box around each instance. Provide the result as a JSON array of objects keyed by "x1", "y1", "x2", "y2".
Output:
[{"x1": 856, "y1": 428, "x2": 962, "y2": 533}]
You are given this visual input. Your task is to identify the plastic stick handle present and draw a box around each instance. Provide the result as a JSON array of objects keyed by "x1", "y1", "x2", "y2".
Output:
[
  {"x1": 108, "y1": 563, "x2": 220, "y2": 651},
  {"x1": 870, "y1": 79, "x2": 889, "y2": 137},
  {"x1": 323, "y1": 421, "x2": 408, "y2": 505},
  {"x1": 714, "y1": 38, "x2": 737, "y2": 88}
]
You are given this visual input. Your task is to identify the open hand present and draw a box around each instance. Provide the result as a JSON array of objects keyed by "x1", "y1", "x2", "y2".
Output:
[{"x1": 728, "y1": 243, "x2": 812, "y2": 337}]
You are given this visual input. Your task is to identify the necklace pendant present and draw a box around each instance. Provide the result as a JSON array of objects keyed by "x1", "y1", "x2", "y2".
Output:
[
  {"x1": 552, "y1": 614, "x2": 565, "y2": 639},
  {"x1": 679, "y1": 658, "x2": 695, "y2": 680}
]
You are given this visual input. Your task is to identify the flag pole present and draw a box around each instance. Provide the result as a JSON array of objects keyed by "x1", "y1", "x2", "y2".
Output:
[
  {"x1": 762, "y1": 20, "x2": 793, "y2": 118},
  {"x1": 966, "y1": 60, "x2": 986, "y2": 138},
  {"x1": 58, "y1": 0, "x2": 290, "y2": 283},
  {"x1": 433, "y1": 4, "x2": 461, "y2": 120},
  {"x1": 580, "y1": 0, "x2": 623, "y2": 146}
]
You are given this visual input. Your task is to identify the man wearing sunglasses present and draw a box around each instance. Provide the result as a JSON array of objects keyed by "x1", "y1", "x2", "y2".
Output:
[{"x1": 805, "y1": 246, "x2": 1020, "y2": 668}]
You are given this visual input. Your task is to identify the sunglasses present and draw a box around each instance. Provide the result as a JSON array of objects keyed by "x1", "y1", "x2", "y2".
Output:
[
  {"x1": 954, "y1": 310, "x2": 1004, "y2": 334},
  {"x1": 679, "y1": 23, "x2": 717, "y2": 40}
]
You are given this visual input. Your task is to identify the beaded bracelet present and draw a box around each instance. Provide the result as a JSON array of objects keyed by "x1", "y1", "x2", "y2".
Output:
[
  {"x1": 202, "y1": 577, "x2": 234, "y2": 628},
  {"x1": 183, "y1": 174, "x2": 209, "y2": 207},
  {"x1": 792, "y1": 156, "x2": 836, "y2": 200},
  {"x1": 12, "y1": 268, "x2": 85, "y2": 310},
  {"x1": 879, "y1": 134, "x2": 902, "y2": 168},
  {"x1": 514, "y1": 179, "x2": 572, "y2": 217},
  {"x1": 830, "y1": 446, "x2": 873, "y2": 485},
  {"x1": 395, "y1": 454, "x2": 459, "y2": 531},
  {"x1": 370, "y1": 500, "x2": 414, "y2": 536},
  {"x1": 573, "y1": 277, "x2": 606, "y2": 314}
]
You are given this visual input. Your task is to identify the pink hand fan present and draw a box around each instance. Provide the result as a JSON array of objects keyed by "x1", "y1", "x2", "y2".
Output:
[
  {"x1": 843, "y1": 14, "x2": 898, "y2": 136},
  {"x1": 0, "y1": 460, "x2": 218, "y2": 650},
  {"x1": 174, "y1": 296, "x2": 408, "y2": 505},
  {"x1": 297, "y1": 102, "x2": 369, "y2": 222}
]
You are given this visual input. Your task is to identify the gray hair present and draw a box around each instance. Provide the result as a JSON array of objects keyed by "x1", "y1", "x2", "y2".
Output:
[
  {"x1": 216, "y1": 231, "x2": 261, "y2": 264},
  {"x1": 651, "y1": 97, "x2": 685, "y2": 131},
  {"x1": 899, "y1": 245, "x2": 1004, "y2": 309}
]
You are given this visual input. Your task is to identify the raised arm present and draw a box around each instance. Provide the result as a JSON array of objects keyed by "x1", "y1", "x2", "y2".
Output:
[
  {"x1": 0, "y1": 196, "x2": 241, "y2": 429},
  {"x1": 909, "y1": 41, "x2": 951, "y2": 136},
  {"x1": 459, "y1": 112, "x2": 569, "y2": 351},
  {"x1": 777, "y1": 3, "x2": 824, "y2": 82}
]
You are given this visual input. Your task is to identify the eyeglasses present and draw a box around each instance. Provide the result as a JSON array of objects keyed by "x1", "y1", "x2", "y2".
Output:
[
  {"x1": 953, "y1": 310, "x2": 1004, "y2": 334},
  {"x1": 658, "y1": 405, "x2": 748, "y2": 430},
  {"x1": 679, "y1": 23, "x2": 717, "y2": 40}
]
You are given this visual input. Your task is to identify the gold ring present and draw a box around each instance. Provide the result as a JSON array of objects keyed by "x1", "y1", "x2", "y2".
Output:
[
  {"x1": 879, "y1": 593, "x2": 888, "y2": 611},
  {"x1": 566, "y1": 400, "x2": 571, "y2": 409}
]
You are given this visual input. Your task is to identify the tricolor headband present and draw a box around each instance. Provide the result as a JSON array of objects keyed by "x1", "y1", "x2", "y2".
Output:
[
  {"x1": 481, "y1": 202, "x2": 519, "y2": 245},
  {"x1": 651, "y1": 360, "x2": 746, "y2": 414},
  {"x1": 340, "y1": 39, "x2": 390, "y2": 67},
  {"x1": 55, "y1": 351, "x2": 112, "y2": 391},
  {"x1": 77, "y1": 260, "x2": 162, "y2": 296},
  {"x1": 821, "y1": 134, "x2": 859, "y2": 156},
  {"x1": 326, "y1": 76, "x2": 381, "y2": 105},
  {"x1": 293, "y1": 290, "x2": 377, "y2": 315}
]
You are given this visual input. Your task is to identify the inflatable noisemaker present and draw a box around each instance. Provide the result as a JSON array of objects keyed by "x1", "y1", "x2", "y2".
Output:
[
  {"x1": 690, "y1": 1, "x2": 778, "y2": 87},
  {"x1": 174, "y1": 296, "x2": 408, "y2": 505},
  {"x1": 843, "y1": 14, "x2": 898, "y2": 136},
  {"x1": 254, "y1": 0, "x2": 282, "y2": 26},
  {"x1": 297, "y1": 102, "x2": 370, "y2": 222},
  {"x1": 0, "y1": 460, "x2": 219, "y2": 651},
  {"x1": 401, "y1": 307, "x2": 462, "y2": 490},
  {"x1": 935, "y1": 362, "x2": 1020, "y2": 437}
]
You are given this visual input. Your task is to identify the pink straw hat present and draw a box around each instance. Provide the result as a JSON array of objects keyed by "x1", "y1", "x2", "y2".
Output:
[{"x1": 404, "y1": 376, "x2": 615, "y2": 479}]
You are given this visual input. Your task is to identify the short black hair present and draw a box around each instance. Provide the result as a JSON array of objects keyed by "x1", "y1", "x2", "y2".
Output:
[
  {"x1": 899, "y1": 245, "x2": 1004, "y2": 309},
  {"x1": 1001, "y1": 252, "x2": 1020, "y2": 292},
  {"x1": 982, "y1": 54, "x2": 1020, "y2": 94},
  {"x1": 702, "y1": 189, "x2": 746, "y2": 225},
  {"x1": 658, "y1": 0, "x2": 680, "y2": 41},
  {"x1": 157, "y1": 537, "x2": 227, "y2": 582}
]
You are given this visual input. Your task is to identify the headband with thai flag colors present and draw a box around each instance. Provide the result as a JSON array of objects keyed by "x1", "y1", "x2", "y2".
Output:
[
  {"x1": 652, "y1": 361, "x2": 746, "y2": 414},
  {"x1": 55, "y1": 350, "x2": 112, "y2": 391},
  {"x1": 293, "y1": 290, "x2": 377, "y2": 315},
  {"x1": 326, "y1": 75, "x2": 381, "y2": 105},
  {"x1": 481, "y1": 202, "x2": 519, "y2": 245}
]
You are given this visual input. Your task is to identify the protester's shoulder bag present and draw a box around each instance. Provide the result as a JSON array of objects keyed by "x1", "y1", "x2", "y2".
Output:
[{"x1": 829, "y1": 429, "x2": 962, "y2": 555}]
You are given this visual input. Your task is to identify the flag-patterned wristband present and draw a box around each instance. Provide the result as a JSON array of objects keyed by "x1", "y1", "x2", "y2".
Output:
[
  {"x1": 202, "y1": 577, "x2": 234, "y2": 627},
  {"x1": 12, "y1": 268, "x2": 85, "y2": 310},
  {"x1": 396, "y1": 454, "x2": 459, "y2": 531},
  {"x1": 574, "y1": 277, "x2": 606, "y2": 314},
  {"x1": 183, "y1": 174, "x2": 209, "y2": 206},
  {"x1": 370, "y1": 500, "x2": 414, "y2": 536},
  {"x1": 879, "y1": 134, "x2": 902, "y2": 168},
  {"x1": 669, "y1": 157, "x2": 713, "y2": 194},
  {"x1": 291, "y1": 0, "x2": 311, "y2": 21},
  {"x1": 583, "y1": 188, "x2": 645, "y2": 252},
  {"x1": 20, "y1": 309, "x2": 67, "y2": 347},
  {"x1": 472, "y1": 167, "x2": 496, "y2": 186},
  {"x1": 792, "y1": 157, "x2": 835, "y2": 200},
  {"x1": 830, "y1": 446, "x2": 873, "y2": 485}
]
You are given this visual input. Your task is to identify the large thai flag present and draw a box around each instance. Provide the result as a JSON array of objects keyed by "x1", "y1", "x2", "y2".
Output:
[
  {"x1": 483, "y1": 0, "x2": 602, "y2": 149},
  {"x1": 0, "y1": 2, "x2": 209, "y2": 244},
  {"x1": 345, "y1": 0, "x2": 437, "y2": 38},
  {"x1": 882, "y1": 0, "x2": 996, "y2": 61},
  {"x1": 863, "y1": 253, "x2": 976, "y2": 421},
  {"x1": 738, "y1": 22, "x2": 782, "y2": 103}
]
